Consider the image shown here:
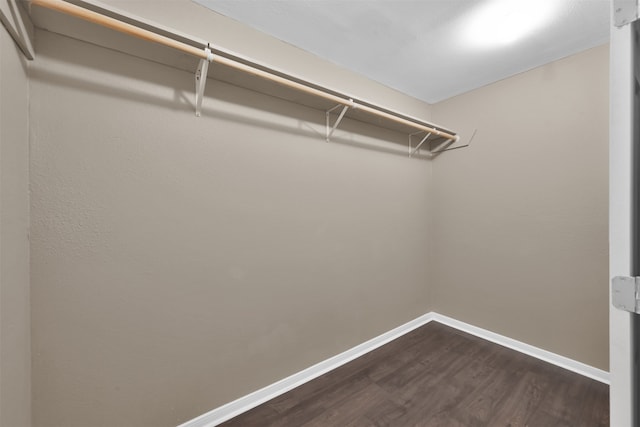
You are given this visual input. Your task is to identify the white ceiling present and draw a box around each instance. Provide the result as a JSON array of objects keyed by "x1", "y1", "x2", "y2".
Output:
[{"x1": 193, "y1": 0, "x2": 610, "y2": 104}]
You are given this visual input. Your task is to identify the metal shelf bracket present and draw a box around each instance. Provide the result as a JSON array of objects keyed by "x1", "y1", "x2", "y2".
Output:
[
  {"x1": 430, "y1": 129, "x2": 477, "y2": 155},
  {"x1": 195, "y1": 47, "x2": 213, "y2": 117},
  {"x1": 326, "y1": 102, "x2": 351, "y2": 142},
  {"x1": 408, "y1": 131, "x2": 432, "y2": 157}
]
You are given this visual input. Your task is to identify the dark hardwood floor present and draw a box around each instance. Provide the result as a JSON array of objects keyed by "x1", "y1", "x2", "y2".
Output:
[{"x1": 219, "y1": 322, "x2": 609, "y2": 427}]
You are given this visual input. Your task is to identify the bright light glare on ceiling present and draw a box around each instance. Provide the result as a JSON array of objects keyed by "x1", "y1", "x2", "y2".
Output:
[{"x1": 465, "y1": 0, "x2": 559, "y2": 47}]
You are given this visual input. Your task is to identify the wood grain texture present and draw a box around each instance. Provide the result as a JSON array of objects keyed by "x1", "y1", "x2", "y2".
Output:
[{"x1": 219, "y1": 322, "x2": 609, "y2": 427}]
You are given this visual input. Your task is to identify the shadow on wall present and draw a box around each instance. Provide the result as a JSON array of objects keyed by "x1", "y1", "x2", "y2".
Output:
[{"x1": 30, "y1": 47, "x2": 434, "y2": 160}]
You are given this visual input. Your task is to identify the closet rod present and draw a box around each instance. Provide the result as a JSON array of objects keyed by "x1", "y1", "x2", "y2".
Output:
[
  {"x1": 30, "y1": 0, "x2": 209, "y2": 59},
  {"x1": 30, "y1": 0, "x2": 458, "y2": 142}
]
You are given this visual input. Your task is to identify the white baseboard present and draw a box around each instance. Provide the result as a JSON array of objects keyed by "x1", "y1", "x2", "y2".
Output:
[
  {"x1": 178, "y1": 311, "x2": 609, "y2": 427},
  {"x1": 430, "y1": 313, "x2": 610, "y2": 385},
  {"x1": 177, "y1": 312, "x2": 436, "y2": 427}
]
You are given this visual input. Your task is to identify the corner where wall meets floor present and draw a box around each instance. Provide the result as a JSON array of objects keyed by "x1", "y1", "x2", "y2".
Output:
[{"x1": 431, "y1": 43, "x2": 610, "y2": 373}]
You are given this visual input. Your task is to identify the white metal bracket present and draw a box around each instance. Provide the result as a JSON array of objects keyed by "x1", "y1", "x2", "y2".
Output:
[
  {"x1": 1, "y1": 0, "x2": 35, "y2": 59},
  {"x1": 612, "y1": 276, "x2": 640, "y2": 313},
  {"x1": 195, "y1": 47, "x2": 212, "y2": 117},
  {"x1": 408, "y1": 131, "x2": 432, "y2": 158},
  {"x1": 614, "y1": 0, "x2": 639, "y2": 27},
  {"x1": 430, "y1": 129, "x2": 477, "y2": 155},
  {"x1": 325, "y1": 102, "x2": 351, "y2": 142}
]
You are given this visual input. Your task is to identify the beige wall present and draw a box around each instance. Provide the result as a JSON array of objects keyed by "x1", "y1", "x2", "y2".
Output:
[
  {"x1": 29, "y1": 30, "x2": 434, "y2": 427},
  {"x1": 26, "y1": 2, "x2": 610, "y2": 425},
  {"x1": 431, "y1": 45, "x2": 609, "y2": 370},
  {"x1": 0, "y1": 21, "x2": 31, "y2": 427}
]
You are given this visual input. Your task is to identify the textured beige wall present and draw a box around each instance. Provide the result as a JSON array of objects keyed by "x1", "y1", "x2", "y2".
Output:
[
  {"x1": 0, "y1": 22, "x2": 31, "y2": 427},
  {"x1": 431, "y1": 45, "x2": 609, "y2": 370},
  {"x1": 27, "y1": 3, "x2": 610, "y2": 426},
  {"x1": 30, "y1": 30, "x2": 434, "y2": 427}
]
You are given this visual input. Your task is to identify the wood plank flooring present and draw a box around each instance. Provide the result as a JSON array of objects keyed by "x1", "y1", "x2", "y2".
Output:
[{"x1": 219, "y1": 322, "x2": 609, "y2": 427}]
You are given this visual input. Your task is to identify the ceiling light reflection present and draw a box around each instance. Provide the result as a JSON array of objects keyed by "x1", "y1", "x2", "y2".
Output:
[{"x1": 465, "y1": 0, "x2": 560, "y2": 47}]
